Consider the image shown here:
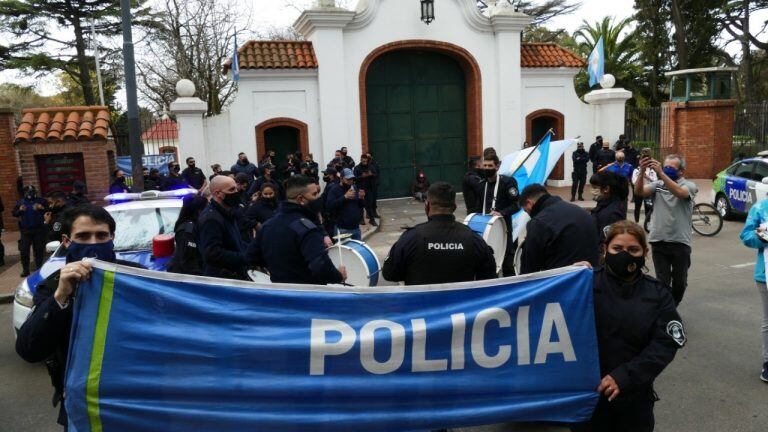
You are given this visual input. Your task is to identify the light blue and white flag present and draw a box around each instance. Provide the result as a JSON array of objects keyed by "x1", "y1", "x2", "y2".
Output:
[
  {"x1": 231, "y1": 34, "x2": 240, "y2": 82},
  {"x1": 587, "y1": 36, "x2": 604, "y2": 87},
  {"x1": 64, "y1": 261, "x2": 600, "y2": 432},
  {"x1": 499, "y1": 135, "x2": 579, "y2": 241}
]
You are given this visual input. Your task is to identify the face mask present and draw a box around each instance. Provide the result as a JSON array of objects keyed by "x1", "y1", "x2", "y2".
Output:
[
  {"x1": 605, "y1": 250, "x2": 644, "y2": 279},
  {"x1": 26, "y1": 192, "x2": 36, "y2": 200},
  {"x1": 173, "y1": 166, "x2": 181, "y2": 174},
  {"x1": 222, "y1": 192, "x2": 241, "y2": 208},
  {"x1": 66, "y1": 240, "x2": 116, "y2": 264},
  {"x1": 188, "y1": 163, "x2": 196, "y2": 169},
  {"x1": 663, "y1": 166, "x2": 679, "y2": 181},
  {"x1": 616, "y1": 158, "x2": 625, "y2": 163},
  {"x1": 241, "y1": 158, "x2": 249, "y2": 165},
  {"x1": 483, "y1": 169, "x2": 497, "y2": 178},
  {"x1": 591, "y1": 187, "x2": 602, "y2": 201},
  {"x1": 117, "y1": 176, "x2": 125, "y2": 183},
  {"x1": 323, "y1": 176, "x2": 332, "y2": 183},
  {"x1": 475, "y1": 168, "x2": 485, "y2": 177}
]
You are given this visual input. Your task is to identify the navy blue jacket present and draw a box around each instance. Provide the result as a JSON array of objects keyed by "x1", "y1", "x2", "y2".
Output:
[
  {"x1": 159, "y1": 174, "x2": 190, "y2": 191},
  {"x1": 12, "y1": 197, "x2": 48, "y2": 231},
  {"x1": 231, "y1": 160, "x2": 259, "y2": 179},
  {"x1": 325, "y1": 183, "x2": 364, "y2": 229},
  {"x1": 247, "y1": 202, "x2": 342, "y2": 285},
  {"x1": 198, "y1": 200, "x2": 247, "y2": 280}
]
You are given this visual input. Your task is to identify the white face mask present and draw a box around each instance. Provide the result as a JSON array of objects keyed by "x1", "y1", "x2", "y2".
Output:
[{"x1": 591, "y1": 187, "x2": 602, "y2": 201}]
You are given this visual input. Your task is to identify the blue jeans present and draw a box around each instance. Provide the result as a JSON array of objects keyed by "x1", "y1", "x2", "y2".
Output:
[{"x1": 338, "y1": 227, "x2": 361, "y2": 241}]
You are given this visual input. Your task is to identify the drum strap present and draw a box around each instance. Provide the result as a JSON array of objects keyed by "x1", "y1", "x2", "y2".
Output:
[{"x1": 482, "y1": 179, "x2": 501, "y2": 214}]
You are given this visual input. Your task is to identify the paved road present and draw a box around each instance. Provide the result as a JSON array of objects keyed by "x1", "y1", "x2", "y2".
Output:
[{"x1": 1, "y1": 198, "x2": 767, "y2": 431}]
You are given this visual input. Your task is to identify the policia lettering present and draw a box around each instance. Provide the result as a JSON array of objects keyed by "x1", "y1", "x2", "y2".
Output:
[{"x1": 309, "y1": 303, "x2": 575, "y2": 375}]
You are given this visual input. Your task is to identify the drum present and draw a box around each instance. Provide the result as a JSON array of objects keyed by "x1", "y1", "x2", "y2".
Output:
[
  {"x1": 329, "y1": 239, "x2": 381, "y2": 286},
  {"x1": 463, "y1": 213, "x2": 508, "y2": 274},
  {"x1": 247, "y1": 270, "x2": 272, "y2": 284}
]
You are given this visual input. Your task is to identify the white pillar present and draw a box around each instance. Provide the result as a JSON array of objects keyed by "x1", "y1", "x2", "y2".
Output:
[
  {"x1": 170, "y1": 79, "x2": 209, "y2": 171},
  {"x1": 490, "y1": 8, "x2": 532, "y2": 156},
  {"x1": 294, "y1": 7, "x2": 355, "y2": 169},
  {"x1": 584, "y1": 77, "x2": 633, "y2": 151}
]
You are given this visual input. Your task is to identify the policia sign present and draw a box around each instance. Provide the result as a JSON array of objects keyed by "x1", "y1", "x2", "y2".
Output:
[{"x1": 64, "y1": 262, "x2": 600, "y2": 432}]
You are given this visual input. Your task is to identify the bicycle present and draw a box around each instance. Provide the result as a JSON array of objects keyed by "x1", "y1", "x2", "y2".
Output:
[{"x1": 643, "y1": 201, "x2": 723, "y2": 237}]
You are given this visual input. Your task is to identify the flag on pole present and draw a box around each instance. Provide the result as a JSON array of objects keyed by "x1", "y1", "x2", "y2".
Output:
[
  {"x1": 499, "y1": 136, "x2": 579, "y2": 241},
  {"x1": 232, "y1": 34, "x2": 240, "y2": 82},
  {"x1": 587, "y1": 36, "x2": 604, "y2": 88}
]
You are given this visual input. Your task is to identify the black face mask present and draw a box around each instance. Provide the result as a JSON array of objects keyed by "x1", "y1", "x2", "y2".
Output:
[
  {"x1": 172, "y1": 166, "x2": 181, "y2": 173},
  {"x1": 117, "y1": 176, "x2": 125, "y2": 183},
  {"x1": 240, "y1": 158, "x2": 249, "y2": 165},
  {"x1": 483, "y1": 168, "x2": 497, "y2": 178},
  {"x1": 188, "y1": 163, "x2": 196, "y2": 169},
  {"x1": 222, "y1": 192, "x2": 241, "y2": 208},
  {"x1": 323, "y1": 176, "x2": 332, "y2": 183},
  {"x1": 605, "y1": 250, "x2": 644, "y2": 279}
]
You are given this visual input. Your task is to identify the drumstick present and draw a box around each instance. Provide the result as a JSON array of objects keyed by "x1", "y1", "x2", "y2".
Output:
[{"x1": 336, "y1": 228, "x2": 344, "y2": 267}]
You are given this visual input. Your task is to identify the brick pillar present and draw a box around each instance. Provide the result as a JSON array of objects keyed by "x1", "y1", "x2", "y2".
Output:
[
  {"x1": 660, "y1": 100, "x2": 735, "y2": 179},
  {"x1": 0, "y1": 108, "x2": 21, "y2": 231}
]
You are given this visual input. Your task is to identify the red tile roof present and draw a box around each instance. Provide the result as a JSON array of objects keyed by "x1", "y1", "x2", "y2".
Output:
[
  {"x1": 223, "y1": 41, "x2": 584, "y2": 72},
  {"x1": 520, "y1": 43, "x2": 586, "y2": 68},
  {"x1": 15, "y1": 106, "x2": 110, "y2": 143},
  {"x1": 222, "y1": 40, "x2": 318, "y2": 72},
  {"x1": 141, "y1": 118, "x2": 178, "y2": 141}
]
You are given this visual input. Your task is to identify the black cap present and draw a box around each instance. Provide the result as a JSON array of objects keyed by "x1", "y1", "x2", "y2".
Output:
[
  {"x1": 323, "y1": 167, "x2": 338, "y2": 175},
  {"x1": 234, "y1": 173, "x2": 251, "y2": 184}
]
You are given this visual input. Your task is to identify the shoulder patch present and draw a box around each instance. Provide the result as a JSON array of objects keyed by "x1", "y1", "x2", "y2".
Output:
[
  {"x1": 666, "y1": 320, "x2": 686, "y2": 347},
  {"x1": 290, "y1": 218, "x2": 317, "y2": 237},
  {"x1": 508, "y1": 187, "x2": 518, "y2": 197}
]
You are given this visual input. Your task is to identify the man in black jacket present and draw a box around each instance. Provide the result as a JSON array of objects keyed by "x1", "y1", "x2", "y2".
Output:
[
  {"x1": 383, "y1": 182, "x2": 496, "y2": 285},
  {"x1": 475, "y1": 155, "x2": 520, "y2": 276},
  {"x1": 198, "y1": 175, "x2": 248, "y2": 280},
  {"x1": 588, "y1": 136, "x2": 603, "y2": 174},
  {"x1": 325, "y1": 168, "x2": 365, "y2": 240},
  {"x1": 462, "y1": 156, "x2": 482, "y2": 214},
  {"x1": 247, "y1": 175, "x2": 346, "y2": 284},
  {"x1": 596, "y1": 140, "x2": 616, "y2": 172},
  {"x1": 571, "y1": 142, "x2": 589, "y2": 201},
  {"x1": 518, "y1": 184, "x2": 599, "y2": 274},
  {"x1": 181, "y1": 156, "x2": 208, "y2": 191},
  {"x1": 13, "y1": 186, "x2": 49, "y2": 277},
  {"x1": 16, "y1": 204, "x2": 141, "y2": 429},
  {"x1": 353, "y1": 154, "x2": 378, "y2": 226}
]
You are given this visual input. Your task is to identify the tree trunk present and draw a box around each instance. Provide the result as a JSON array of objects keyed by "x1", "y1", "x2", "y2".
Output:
[
  {"x1": 670, "y1": 0, "x2": 689, "y2": 69},
  {"x1": 741, "y1": 0, "x2": 753, "y2": 104},
  {"x1": 72, "y1": 16, "x2": 96, "y2": 106}
]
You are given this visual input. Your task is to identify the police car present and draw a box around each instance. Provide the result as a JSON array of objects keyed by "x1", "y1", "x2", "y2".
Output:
[
  {"x1": 713, "y1": 152, "x2": 768, "y2": 218},
  {"x1": 12, "y1": 188, "x2": 196, "y2": 332}
]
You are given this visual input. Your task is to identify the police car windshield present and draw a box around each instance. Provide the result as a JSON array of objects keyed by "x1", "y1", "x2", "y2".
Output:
[{"x1": 111, "y1": 207, "x2": 180, "y2": 251}]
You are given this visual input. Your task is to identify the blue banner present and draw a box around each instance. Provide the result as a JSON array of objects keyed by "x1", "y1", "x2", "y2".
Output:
[
  {"x1": 65, "y1": 262, "x2": 600, "y2": 431},
  {"x1": 116, "y1": 154, "x2": 176, "y2": 176}
]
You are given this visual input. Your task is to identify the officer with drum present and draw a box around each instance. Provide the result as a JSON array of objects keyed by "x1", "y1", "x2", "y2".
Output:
[
  {"x1": 247, "y1": 175, "x2": 347, "y2": 285},
  {"x1": 475, "y1": 154, "x2": 520, "y2": 276},
  {"x1": 382, "y1": 182, "x2": 496, "y2": 285}
]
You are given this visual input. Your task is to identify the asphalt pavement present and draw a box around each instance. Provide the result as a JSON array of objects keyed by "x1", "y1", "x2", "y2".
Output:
[{"x1": 1, "y1": 196, "x2": 767, "y2": 431}]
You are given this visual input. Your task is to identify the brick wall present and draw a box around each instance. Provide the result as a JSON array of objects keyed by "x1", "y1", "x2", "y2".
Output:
[
  {"x1": 16, "y1": 139, "x2": 116, "y2": 205},
  {"x1": 0, "y1": 109, "x2": 21, "y2": 231},
  {"x1": 660, "y1": 100, "x2": 735, "y2": 179}
]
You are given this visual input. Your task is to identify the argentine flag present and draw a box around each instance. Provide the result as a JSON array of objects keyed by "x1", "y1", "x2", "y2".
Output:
[
  {"x1": 499, "y1": 133, "x2": 578, "y2": 241},
  {"x1": 232, "y1": 35, "x2": 240, "y2": 82},
  {"x1": 588, "y1": 36, "x2": 604, "y2": 88}
]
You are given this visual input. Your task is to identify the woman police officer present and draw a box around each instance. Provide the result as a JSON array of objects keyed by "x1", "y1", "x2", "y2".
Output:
[{"x1": 573, "y1": 220, "x2": 685, "y2": 432}]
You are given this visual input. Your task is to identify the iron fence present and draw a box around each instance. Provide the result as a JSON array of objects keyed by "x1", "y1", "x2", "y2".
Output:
[
  {"x1": 624, "y1": 106, "x2": 666, "y2": 160},
  {"x1": 733, "y1": 102, "x2": 768, "y2": 158},
  {"x1": 112, "y1": 115, "x2": 178, "y2": 157}
]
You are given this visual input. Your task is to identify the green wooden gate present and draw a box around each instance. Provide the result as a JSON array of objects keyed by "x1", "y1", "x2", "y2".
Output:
[{"x1": 366, "y1": 50, "x2": 467, "y2": 198}]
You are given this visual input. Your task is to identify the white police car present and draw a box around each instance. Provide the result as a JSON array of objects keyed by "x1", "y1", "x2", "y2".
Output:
[
  {"x1": 713, "y1": 152, "x2": 768, "y2": 218},
  {"x1": 12, "y1": 189, "x2": 196, "y2": 332}
]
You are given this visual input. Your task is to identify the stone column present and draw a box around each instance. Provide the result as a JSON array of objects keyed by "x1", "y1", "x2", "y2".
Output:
[
  {"x1": 294, "y1": 6, "x2": 355, "y2": 168},
  {"x1": 584, "y1": 77, "x2": 633, "y2": 151},
  {"x1": 490, "y1": 8, "x2": 533, "y2": 156},
  {"x1": 170, "y1": 80, "x2": 209, "y2": 170},
  {"x1": 0, "y1": 108, "x2": 20, "y2": 230}
]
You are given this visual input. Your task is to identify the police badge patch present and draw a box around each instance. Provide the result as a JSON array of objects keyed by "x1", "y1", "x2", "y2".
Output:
[
  {"x1": 509, "y1": 187, "x2": 518, "y2": 197},
  {"x1": 666, "y1": 320, "x2": 686, "y2": 347}
]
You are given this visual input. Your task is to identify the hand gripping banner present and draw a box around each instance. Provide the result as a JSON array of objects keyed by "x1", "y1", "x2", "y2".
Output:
[{"x1": 64, "y1": 261, "x2": 600, "y2": 431}]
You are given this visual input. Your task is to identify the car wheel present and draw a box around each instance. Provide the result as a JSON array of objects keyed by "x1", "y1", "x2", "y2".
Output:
[{"x1": 715, "y1": 194, "x2": 733, "y2": 219}]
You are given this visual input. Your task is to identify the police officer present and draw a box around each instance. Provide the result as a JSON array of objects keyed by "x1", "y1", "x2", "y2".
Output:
[
  {"x1": 198, "y1": 176, "x2": 248, "y2": 280},
  {"x1": 13, "y1": 186, "x2": 48, "y2": 277},
  {"x1": 247, "y1": 175, "x2": 346, "y2": 285},
  {"x1": 572, "y1": 220, "x2": 684, "y2": 432},
  {"x1": 160, "y1": 161, "x2": 191, "y2": 191},
  {"x1": 462, "y1": 156, "x2": 482, "y2": 213},
  {"x1": 44, "y1": 191, "x2": 71, "y2": 243},
  {"x1": 16, "y1": 204, "x2": 141, "y2": 429},
  {"x1": 383, "y1": 182, "x2": 496, "y2": 285},
  {"x1": 571, "y1": 142, "x2": 589, "y2": 201},
  {"x1": 182, "y1": 156, "x2": 208, "y2": 191},
  {"x1": 475, "y1": 154, "x2": 520, "y2": 276}
]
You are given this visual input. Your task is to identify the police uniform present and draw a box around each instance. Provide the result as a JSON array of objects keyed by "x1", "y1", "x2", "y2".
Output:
[
  {"x1": 12, "y1": 194, "x2": 48, "y2": 276},
  {"x1": 475, "y1": 174, "x2": 520, "y2": 276},
  {"x1": 247, "y1": 201, "x2": 343, "y2": 285},
  {"x1": 167, "y1": 220, "x2": 202, "y2": 275},
  {"x1": 182, "y1": 166, "x2": 207, "y2": 190},
  {"x1": 572, "y1": 268, "x2": 685, "y2": 432},
  {"x1": 198, "y1": 200, "x2": 248, "y2": 280},
  {"x1": 382, "y1": 214, "x2": 497, "y2": 285}
]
